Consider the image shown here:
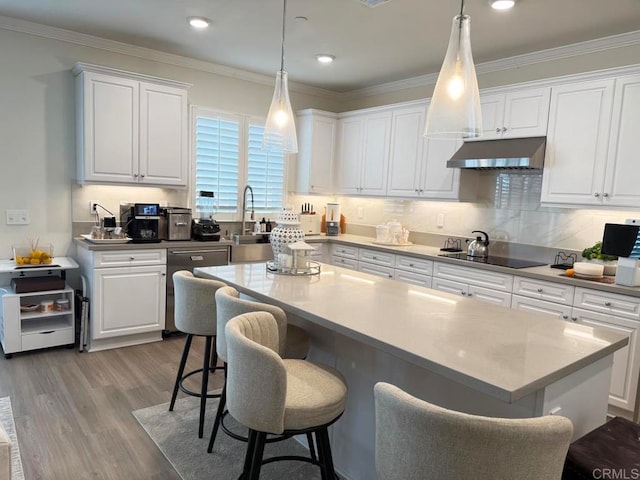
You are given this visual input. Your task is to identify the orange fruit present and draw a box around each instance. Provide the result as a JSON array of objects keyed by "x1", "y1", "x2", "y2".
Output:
[{"x1": 566, "y1": 268, "x2": 575, "y2": 277}]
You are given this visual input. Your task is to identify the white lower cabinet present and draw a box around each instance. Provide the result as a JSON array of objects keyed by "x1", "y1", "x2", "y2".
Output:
[
  {"x1": 570, "y1": 307, "x2": 639, "y2": 412},
  {"x1": 394, "y1": 255, "x2": 433, "y2": 288},
  {"x1": 358, "y1": 262, "x2": 394, "y2": 279},
  {"x1": 432, "y1": 261, "x2": 513, "y2": 307},
  {"x1": 77, "y1": 247, "x2": 167, "y2": 351},
  {"x1": 331, "y1": 244, "x2": 359, "y2": 271}
]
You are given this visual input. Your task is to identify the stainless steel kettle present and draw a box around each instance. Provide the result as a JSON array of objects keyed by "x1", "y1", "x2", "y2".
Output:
[{"x1": 466, "y1": 230, "x2": 490, "y2": 257}]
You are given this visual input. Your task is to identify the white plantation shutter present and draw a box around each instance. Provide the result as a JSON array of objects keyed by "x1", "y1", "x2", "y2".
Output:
[
  {"x1": 192, "y1": 109, "x2": 285, "y2": 219},
  {"x1": 247, "y1": 122, "x2": 285, "y2": 214},
  {"x1": 194, "y1": 114, "x2": 240, "y2": 215}
]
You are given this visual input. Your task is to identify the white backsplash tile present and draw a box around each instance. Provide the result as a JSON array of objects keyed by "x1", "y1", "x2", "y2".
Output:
[{"x1": 289, "y1": 170, "x2": 640, "y2": 250}]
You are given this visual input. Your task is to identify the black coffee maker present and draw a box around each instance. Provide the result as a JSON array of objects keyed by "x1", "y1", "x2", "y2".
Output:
[{"x1": 124, "y1": 203, "x2": 161, "y2": 243}]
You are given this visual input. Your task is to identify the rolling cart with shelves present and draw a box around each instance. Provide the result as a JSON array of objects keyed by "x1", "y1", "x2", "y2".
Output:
[{"x1": 0, "y1": 258, "x2": 79, "y2": 358}]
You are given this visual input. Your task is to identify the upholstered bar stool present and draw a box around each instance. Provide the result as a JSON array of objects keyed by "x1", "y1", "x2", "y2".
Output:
[
  {"x1": 374, "y1": 382, "x2": 574, "y2": 480},
  {"x1": 169, "y1": 270, "x2": 227, "y2": 438},
  {"x1": 207, "y1": 285, "x2": 311, "y2": 453},
  {"x1": 225, "y1": 311, "x2": 347, "y2": 480}
]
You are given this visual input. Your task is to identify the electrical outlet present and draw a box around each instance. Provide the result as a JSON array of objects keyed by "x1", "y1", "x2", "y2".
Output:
[
  {"x1": 6, "y1": 209, "x2": 30, "y2": 225},
  {"x1": 90, "y1": 200, "x2": 99, "y2": 215},
  {"x1": 437, "y1": 213, "x2": 445, "y2": 228}
]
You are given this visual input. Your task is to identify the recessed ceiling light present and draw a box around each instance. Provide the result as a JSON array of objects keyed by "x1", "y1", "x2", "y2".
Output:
[
  {"x1": 188, "y1": 16, "x2": 211, "y2": 29},
  {"x1": 316, "y1": 54, "x2": 335, "y2": 64},
  {"x1": 490, "y1": 0, "x2": 516, "y2": 10}
]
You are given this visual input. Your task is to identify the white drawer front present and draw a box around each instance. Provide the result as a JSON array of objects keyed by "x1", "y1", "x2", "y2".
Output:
[
  {"x1": 394, "y1": 270, "x2": 432, "y2": 288},
  {"x1": 332, "y1": 244, "x2": 358, "y2": 259},
  {"x1": 332, "y1": 256, "x2": 358, "y2": 270},
  {"x1": 358, "y1": 248, "x2": 395, "y2": 267},
  {"x1": 511, "y1": 295, "x2": 573, "y2": 321},
  {"x1": 395, "y1": 255, "x2": 433, "y2": 276},
  {"x1": 94, "y1": 249, "x2": 167, "y2": 267},
  {"x1": 573, "y1": 287, "x2": 640, "y2": 320},
  {"x1": 431, "y1": 277, "x2": 467, "y2": 298},
  {"x1": 512, "y1": 277, "x2": 575, "y2": 305},
  {"x1": 434, "y1": 262, "x2": 513, "y2": 292},
  {"x1": 22, "y1": 327, "x2": 73, "y2": 351},
  {"x1": 358, "y1": 262, "x2": 394, "y2": 279},
  {"x1": 468, "y1": 285, "x2": 512, "y2": 308}
]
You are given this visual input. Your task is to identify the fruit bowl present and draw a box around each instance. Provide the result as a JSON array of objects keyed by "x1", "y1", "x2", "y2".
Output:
[{"x1": 13, "y1": 244, "x2": 54, "y2": 266}]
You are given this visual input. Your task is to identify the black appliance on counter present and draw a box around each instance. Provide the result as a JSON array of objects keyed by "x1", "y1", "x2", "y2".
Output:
[
  {"x1": 123, "y1": 203, "x2": 161, "y2": 243},
  {"x1": 191, "y1": 218, "x2": 221, "y2": 241}
]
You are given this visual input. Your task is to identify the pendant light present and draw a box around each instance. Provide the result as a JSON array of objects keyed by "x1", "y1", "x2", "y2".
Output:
[
  {"x1": 424, "y1": 0, "x2": 482, "y2": 139},
  {"x1": 262, "y1": 0, "x2": 298, "y2": 153}
]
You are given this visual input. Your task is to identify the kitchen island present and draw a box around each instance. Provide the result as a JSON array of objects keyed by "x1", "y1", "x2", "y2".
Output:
[{"x1": 198, "y1": 262, "x2": 626, "y2": 480}]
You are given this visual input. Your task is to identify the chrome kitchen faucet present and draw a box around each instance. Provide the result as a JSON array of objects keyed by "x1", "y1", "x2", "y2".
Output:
[{"x1": 241, "y1": 185, "x2": 255, "y2": 235}]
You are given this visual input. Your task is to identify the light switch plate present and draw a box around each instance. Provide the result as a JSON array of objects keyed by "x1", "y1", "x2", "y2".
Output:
[{"x1": 6, "y1": 209, "x2": 30, "y2": 225}]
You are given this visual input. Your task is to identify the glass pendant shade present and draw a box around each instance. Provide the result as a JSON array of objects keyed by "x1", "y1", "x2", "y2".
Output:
[
  {"x1": 424, "y1": 14, "x2": 482, "y2": 139},
  {"x1": 263, "y1": 70, "x2": 298, "y2": 153}
]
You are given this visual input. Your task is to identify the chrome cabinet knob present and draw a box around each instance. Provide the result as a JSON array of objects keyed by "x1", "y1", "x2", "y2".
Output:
[
  {"x1": 605, "y1": 301, "x2": 612, "y2": 307},
  {"x1": 496, "y1": 128, "x2": 501, "y2": 133},
  {"x1": 562, "y1": 314, "x2": 568, "y2": 320},
  {"x1": 571, "y1": 317, "x2": 577, "y2": 322},
  {"x1": 603, "y1": 193, "x2": 609, "y2": 198},
  {"x1": 140, "y1": 174, "x2": 145, "y2": 178},
  {"x1": 388, "y1": 274, "x2": 393, "y2": 278},
  {"x1": 419, "y1": 189, "x2": 424, "y2": 193},
  {"x1": 537, "y1": 288, "x2": 543, "y2": 293},
  {"x1": 372, "y1": 256, "x2": 377, "y2": 260},
  {"x1": 467, "y1": 292, "x2": 473, "y2": 297},
  {"x1": 461, "y1": 291, "x2": 466, "y2": 296},
  {"x1": 594, "y1": 193, "x2": 600, "y2": 197},
  {"x1": 502, "y1": 127, "x2": 507, "y2": 132},
  {"x1": 133, "y1": 173, "x2": 138, "y2": 178},
  {"x1": 415, "y1": 189, "x2": 419, "y2": 193},
  {"x1": 409, "y1": 263, "x2": 414, "y2": 267},
  {"x1": 130, "y1": 256, "x2": 135, "y2": 260}
]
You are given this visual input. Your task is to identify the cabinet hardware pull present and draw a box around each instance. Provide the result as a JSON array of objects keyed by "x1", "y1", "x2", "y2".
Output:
[
  {"x1": 388, "y1": 274, "x2": 393, "y2": 278},
  {"x1": 495, "y1": 128, "x2": 501, "y2": 133},
  {"x1": 415, "y1": 189, "x2": 419, "y2": 193},
  {"x1": 467, "y1": 292, "x2": 473, "y2": 297},
  {"x1": 372, "y1": 256, "x2": 377, "y2": 260},
  {"x1": 133, "y1": 173, "x2": 138, "y2": 178},
  {"x1": 604, "y1": 301, "x2": 612, "y2": 307},
  {"x1": 571, "y1": 317, "x2": 577, "y2": 322},
  {"x1": 461, "y1": 291, "x2": 466, "y2": 296},
  {"x1": 41, "y1": 330, "x2": 55, "y2": 334},
  {"x1": 537, "y1": 288, "x2": 543, "y2": 293},
  {"x1": 419, "y1": 189, "x2": 424, "y2": 193},
  {"x1": 562, "y1": 314, "x2": 568, "y2": 320},
  {"x1": 162, "y1": 273, "x2": 166, "y2": 276},
  {"x1": 409, "y1": 263, "x2": 414, "y2": 267},
  {"x1": 603, "y1": 193, "x2": 609, "y2": 198},
  {"x1": 130, "y1": 256, "x2": 135, "y2": 260},
  {"x1": 140, "y1": 174, "x2": 145, "y2": 178},
  {"x1": 594, "y1": 193, "x2": 600, "y2": 197},
  {"x1": 502, "y1": 127, "x2": 507, "y2": 132}
]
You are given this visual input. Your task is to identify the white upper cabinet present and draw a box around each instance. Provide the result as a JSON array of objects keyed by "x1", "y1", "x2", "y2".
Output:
[
  {"x1": 472, "y1": 87, "x2": 551, "y2": 140},
  {"x1": 603, "y1": 74, "x2": 640, "y2": 207},
  {"x1": 386, "y1": 105, "x2": 425, "y2": 197},
  {"x1": 541, "y1": 79, "x2": 615, "y2": 205},
  {"x1": 74, "y1": 64, "x2": 190, "y2": 187},
  {"x1": 336, "y1": 111, "x2": 391, "y2": 195},
  {"x1": 386, "y1": 103, "x2": 474, "y2": 200},
  {"x1": 295, "y1": 110, "x2": 337, "y2": 194}
]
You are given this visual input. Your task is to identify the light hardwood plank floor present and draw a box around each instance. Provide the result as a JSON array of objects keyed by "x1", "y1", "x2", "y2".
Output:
[{"x1": 0, "y1": 336, "x2": 224, "y2": 480}]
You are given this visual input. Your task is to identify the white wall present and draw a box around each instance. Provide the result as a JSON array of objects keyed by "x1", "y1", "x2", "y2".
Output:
[{"x1": 0, "y1": 27, "x2": 339, "y2": 260}]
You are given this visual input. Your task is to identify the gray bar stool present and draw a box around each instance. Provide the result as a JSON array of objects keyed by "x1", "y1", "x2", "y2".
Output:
[
  {"x1": 168, "y1": 270, "x2": 227, "y2": 438},
  {"x1": 207, "y1": 286, "x2": 311, "y2": 453},
  {"x1": 374, "y1": 382, "x2": 574, "y2": 480},
  {"x1": 225, "y1": 311, "x2": 348, "y2": 480}
]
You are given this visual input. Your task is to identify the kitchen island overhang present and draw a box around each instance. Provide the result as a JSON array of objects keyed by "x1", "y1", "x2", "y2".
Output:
[{"x1": 195, "y1": 262, "x2": 627, "y2": 480}]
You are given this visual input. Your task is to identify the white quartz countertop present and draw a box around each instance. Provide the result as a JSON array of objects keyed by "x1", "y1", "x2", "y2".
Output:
[
  {"x1": 195, "y1": 262, "x2": 628, "y2": 403},
  {"x1": 74, "y1": 237, "x2": 233, "y2": 251}
]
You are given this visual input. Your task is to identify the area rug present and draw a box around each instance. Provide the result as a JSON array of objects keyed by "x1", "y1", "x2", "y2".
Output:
[
  {"x1": 133, "y1": 396, "x2": 323, "y2": 480},
  {"x1": 0, "y1": 397, "x2": 25, "y2": 480}
]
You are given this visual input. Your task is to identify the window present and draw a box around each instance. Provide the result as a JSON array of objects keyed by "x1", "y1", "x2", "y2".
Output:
[{"x1": 192, "y1": 107, "x2": 287, "y2": 219}]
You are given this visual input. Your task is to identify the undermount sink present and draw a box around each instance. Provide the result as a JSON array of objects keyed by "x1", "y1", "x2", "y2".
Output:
[
  {"x1": 230, "y1": 237, "x2": 273, "y2": 263},
  {"x1": 233, "y1": 233, "x2": 270, "y2": 245}
]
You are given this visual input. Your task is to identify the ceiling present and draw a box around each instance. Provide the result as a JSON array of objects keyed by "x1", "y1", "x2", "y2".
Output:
[{"x1": 1, "y1": 0, "x2": 639, "y2": 92}]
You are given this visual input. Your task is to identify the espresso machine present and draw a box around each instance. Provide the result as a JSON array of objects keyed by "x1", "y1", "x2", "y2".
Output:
[{"x1": 122, "y1": 203, "x2": 161, "y2": 243}]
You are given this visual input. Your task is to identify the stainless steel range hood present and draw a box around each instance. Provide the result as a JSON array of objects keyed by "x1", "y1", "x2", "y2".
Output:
[{"x1": 447, "y1": 136, "x2": 546, "y2": 169}]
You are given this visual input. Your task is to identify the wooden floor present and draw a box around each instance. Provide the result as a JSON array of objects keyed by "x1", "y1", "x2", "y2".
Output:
[{"x1": 0, "y1": 336, "x2": 224, "y2": 480}]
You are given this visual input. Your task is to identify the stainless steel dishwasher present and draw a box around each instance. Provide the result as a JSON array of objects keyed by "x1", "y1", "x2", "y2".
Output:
[{"x1": 165, "y1": 246, "x2": 229, "y2": 335}]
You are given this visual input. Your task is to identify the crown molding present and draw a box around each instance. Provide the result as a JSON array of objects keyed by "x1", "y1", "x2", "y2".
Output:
[
  {"x1": 0, "y1": 14, "x2": 341, "y2": 100},
  {"x1": 343, "y1": 29, "x2": 640, "y2": 101},
  {"x1": 2, "y1": 14, "x2": 639, "y2": 103}
]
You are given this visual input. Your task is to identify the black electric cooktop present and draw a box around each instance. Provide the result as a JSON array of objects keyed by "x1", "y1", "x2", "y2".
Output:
[{"x1": 438, "y1": 253, "x2": 547, "y2": 269}]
